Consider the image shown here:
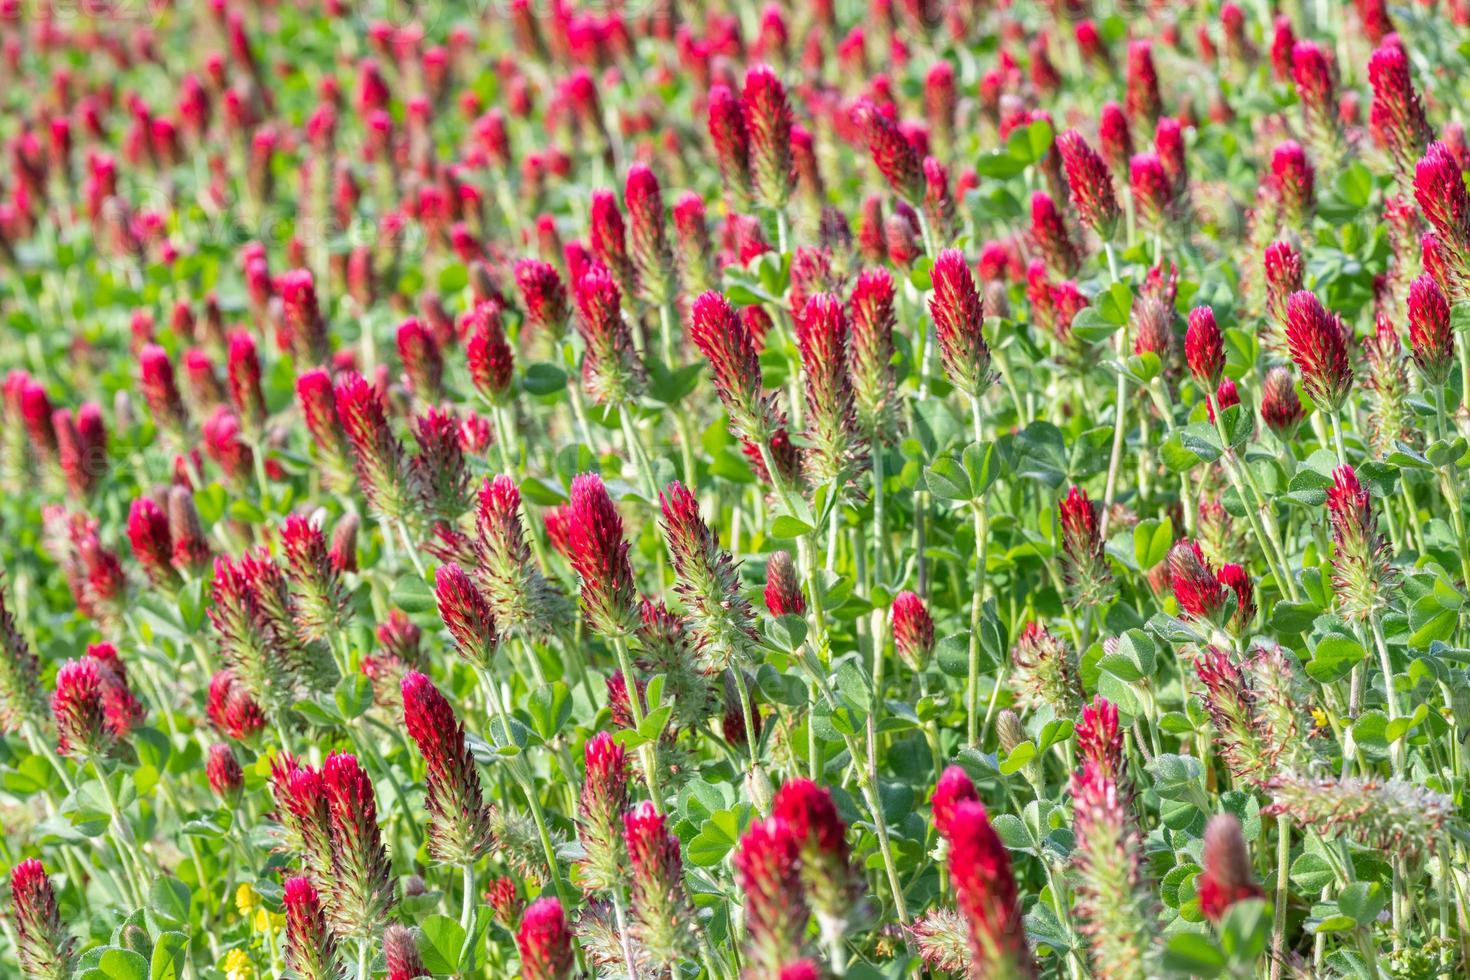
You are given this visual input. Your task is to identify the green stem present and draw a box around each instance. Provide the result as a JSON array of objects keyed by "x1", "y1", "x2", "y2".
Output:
[
  {"x1": 966, "y1": 500, "x2": 989, "y2": 747},
  {"x1": 612, "y1": 635, "x2": 665, "y2": 815}
]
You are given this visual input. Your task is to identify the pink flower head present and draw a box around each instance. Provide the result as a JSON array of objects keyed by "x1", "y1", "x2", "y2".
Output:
[
  {"x1": 763, "y1": 551, "x2": 804, "y2": 617},
  {"x1": 1368, "y1": 39, "x2": 1431, "y2": 178},
  {"x1": 10, "y1": 859, "x2": 74, "y2": 978},
  {"x1": 226, "y1": 329, "x2": 266, "y2": 429},
  {"x1": 1260, "y1": 365, "x2": 1306, "y2": 439},
  {"x1": 1407, "y1": 273, "x2": 1456, "y2": 385},
  {"x1": 1125, "y1": 40, "x2": 1161, "y2": 125},
  {"x1": 1263, "y1": 239, "x2": 1305, "y2": 331},
  {"x1": 854, "y1": 98, "x2": 923, "y2": 203},
  {"x1": 794, "y1": 293, "x2": 858, "y2": 485},
  {"x1": 514, "y1": 258, "x2": 571, "y2": 337},
  {"x1": 892, "y1": 590, "x2": 935, "y2": 671},
  {"x1": 928, "y1": 249, "x2": 993, "y2": 397},
  {"x1": 396, "y1": 317, "x2": 444, "y2": 403},
  {"x1": 401, "y1": 670, "x2": 491, "y2": 863},
  {"x1": 1130, "y1": 152, "x2": 1173, "y2": 233},
  {"x1": 206, "y1": 742, "x2": 244, "y2": 802},
  {"x1": 384, "y1": 922, "x2": 427, "y2": 980},
  {"x1": 1197, "y1": 813, "x2": 1262, "y2": 921},
  {"x1": 434, "y1": 562, "x2": 499, "y2": 668},
  {"x1": 128, "y1": 496, "x2": 178, "y2": 588},
  {"x1": 946, "y1": 800, "x2": 1036, "y2": 977},
  {"x1": 1184, "y1": 306, "x2": 1226, "y2": 387},
  {"x1": 1058, "y1": 485, "x2": 1111, "y2": 601},
  {"x1": 465, "y1": 301, "x2": 515, "y2": 405},
  {"x1": 1285, "y1": 290, "x2": 1353, "y2": 412},
  {"x1": 707, "y1": 83, "x2": 752, "y2": 208},
  {"x1": 277, "y1": 269, "x2": 331, "y2": 365},
  {"x1": 206, "y1": 668, "x2": 266, "y2": 740},
  {"x1": 734, "y1": 816, "x2": 808, "y2": 974},
  {"x1": 931, "y1": 765, "x2": 979, "y2": 838},
  {"x1": 1076, "y1": 695, "x2": 1124, "y2": 779},
  {"x1": 567, "y1": 473, "x2": 639, "y2": 637},
  {"x1": 1269, "y1": 140, "x2": 1315, "y2": 229},
  {"x1": 321, "y1": 751, "x2": 395, "y2": 937},
  {"x1": 295, "y1": 368, "x2": 349, "y2": 469},
  {"x1": 1098, "y1": 102, "x2": 1134, "y2": 176},
  {"x1": 334, "y1": 371, "x2": 412, "y2": 518},
  {"x1": 85, "y1": 642, "x2": 144, "y2": 739},
  {"x1": 517, "y1": 898, "x2": 575, "y2": 980},
  {"x1": 689, "y1": 290, "x2": 778, "y2": 446},
  {"x1": 139, "y1": 343, "x2": 188, "y2": 433},
  {"x1": 741, "y1": 65, "x2": 794, "y2": 210},
  {"x1": 1169, "y1": 539, "x2": 1228, "y2": 623},
  {"x1": 1057, "y1": 130, "x2": 1120, "y2": 239},
  {"x1": 573, "y1": 265, "x2": 644, "y2": 406},
  {"x1": 849, "y1": 266, "x2": 898, "y2": 440},
  {"x1": 52, "y1": 658, "x2": 111, "y2": 757},
  {"x1": 625, "y1": 164, "x2": 676, "y2": 308},
  {"x1": 1029, "y1": 190, "x2": 1079, "y2": 277}
]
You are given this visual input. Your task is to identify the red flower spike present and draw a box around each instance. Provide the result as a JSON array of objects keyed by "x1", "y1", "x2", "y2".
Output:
[
  {"x1": 794, "y1": 293, "x2": 859, "y2": 487},
  {"x1": 1058, "y1": 485, "x2": 1112, "y2": 603},
  {"x1": 707, "y1": 84, "x2": 752, "y2": 209},
  {"x1": 1099, "y1": 102, "x2": 1134, "y2": 177},
  {"x1": 1197, "y1": 814, "x2": 1263, "y2": 922},
  {"x1": 1326, "y1": 465, "x2": 1396, "y2": 618},
  {"x1": 321, "y1": 751, "x2": 395, "y2": 938},
  {"x1": 1368, "y1": 40, "x2": 1432, "y2": 180},
  {"x1": 945, "y1": 800, "x2": 1037, "y2": 977},
  {"x1": 892, "y1": 591, "x2": 935, "y2": 671},
  {"x1": 127, "y1": 496, "x2": 178, "y2": 588},
  {"x1": 1076, "y1": 695, "x2": 1125, "y2": 780},
  {"x1": 401, "y1": 670, "x2": 492, "y2": 864},
  {"x1": 139, "y1": 344, "x2": 189, "y2": 434},
  {"x1": 1184, "y1": 306, "x2": 1226, "y2": 387},
  {"x1": 465, "y1": 301, "x2": 515, "y2": 406},
  {"x1": 1415, "y1": 141, "x2": 1470, "y2": 298},
  {"x1": 928, "y1": 249, "x2": 993, "y2": 398},
  {"x1": 567, "y1": 473, "x2": 639, "y2": 637},
  {"x1": 625, "y1": 164, "x2": 677, "y2": 308},
  {"x1": 1407, "y1": 273, "x2": 1457, "y2": 386},
  {"x1": 277, "y1": 269, "x2": 331, "y2": 366},
  {"x1": 689, "y1": 290, "x2": 778, "y2": 446},
  {"x1": 854, "y1": 98, "x2": 923, "y2": 204},
  {"x1": 931, "y1": 765, "x2": 979, "y2": 838},
  {"x1": 10, "y1": 859, "x2": 74, "y2": 979},
  {"x1": 517, "y1": 897, "x2": 575, "y2": 980},
  {"x1": 283, "y1": 876, "x2": 342, "y2": 980},
  {"x1": 206, "y1": 742, "x2": 243, "y2": 803},
  {"x1": 1269, "y1": 141, "x2": 1315, "y2": 229},
  {"x1": 396, "y1": 317, "x2": 444, "y2": 403},
  {"x1": 1029, "y1": 190, "x2": 1079, "y2": 278},
  {"x1": 434, "y1": 562, "x2": 499, "y2": 668},
  {"x1": 85, "y1": 642, "x2": 144, "y2": 739},
  {"x1": 514, "y1": 258, "x2": 571, "y2": 338},
  {"x1": 52, "y1": 658, "x2": 111, "y2": 758},
  {"x1": 1130, "y1": 152, "x2": 1173, "y2": 234},
  {"x1": 1057, "y1": 130, "x2": 1120, "y2": 240},
  {"x1": 764, "y1": 551, "x2": 805, "y2": 618},
  {"x1": 741, "y1": 65, "x2": 794, "y2": 211},
  {"x1": 1260, "y1": 366, "x2": 1306, "y2": 439},
  {"x1": 1169, "y1": 539, "x2": 1228, "y2": 623},
  {"x1": 334, "y1": 371, "x2": 412, "y2": 519},
  {"x1": 384, "y1": 922, "x2": 428, "y2": 980},
  {"x1": 226, "y1": 329, "x2": 266, "y2": 430},
  {"x1": 1285, "y1": 291, "x2": 1354, "y2": 413},
  {"x1": 623, "y1": 800, "x2": 697, "y2": 966},
  {"x1": 1125, "y1": 40, "x2": 1161, "y2": 125},
  {"x1": 734, "y1": 816, "x2": 808, "y2": 975},
  {"x1": 206, "y1": 668, "x2": 266, "y2": 740},
  {"x1": 573, "y1": 265, "x2": 644, "y2": 406}
]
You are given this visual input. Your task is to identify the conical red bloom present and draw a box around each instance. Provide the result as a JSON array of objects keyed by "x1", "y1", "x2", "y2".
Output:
[
  {"x1": 849, "y1": 266, "x2": 898, "y2": 441},
  {"x1": 1029, "y1": 190, "x2": 1079, "y2": 278},
  {"x1": 139, "y1": 343, "x2": 188, "y2": 434},
  {"x1": 434, "y1": 562, "x2": 499, "y2": 668},
  {"x1": 1407, "y1": 272, "x2": 1456, "y2": 385},
  {"x1": 226, "y1": 329, "x2": 266, "y2": 430},
  {"x1": 321, "y1": 751, "x2": 395, "y2": 938},
  {"x1": 206, "y1": 742, "x2": 244, "y2": 803},
  {"x1": 623, "y1": 800, "x2": 697, "y2": 966},
  {"x1": 10, "y1": 859, "x2": 74, "y2": 979},
  {"x1": 588, "y1": 190, "x2": 636, "y2": 303},
  {"x1": 1260, "y1": 365, "x2": 1305, "y2": 439},
  {"x1": 1368, "y1": 40, "x2": 1432, "y2": 180},
  {"x1": 567, "y1": 473, "x2": 638, "y2": 637},
  {"x1": 1285, "y1": 290, "x2": 1353, "y2": 412},
  {"x1": 334, "y1": 370, "x2": 412, "y2": 518},
  {"x1": 763, "y1": 551, "x2": 804, "y2": 618},
  {"x1": 1098, "y1": 102, "x2": 1134, "y2": 177},
  {"x1": 517, "y1": 898, "x2": 574, "y2": 980},
  {"x1": 1169, "y1": 539, "x2": 1228, "y2": 623},
  {"x1": 206, "y1": 668, "x2": 266, "y2": 740},
  {"x1": 625, "y1": 164, "x2": 677, "y2": 308},
  {"x1": 707, "y1": 83, "x2": 752, "y2": 208},
  {"x1": 741, "y1": 65, "x2": 794, "y2": 211},
  {"x1": 466, "y1": 301, "x2": 515, "y2": 405},
  {"x1": 854, "y1": 98, "x2": 922, "y2": 203},
  {"x1": 1131, "y1": 152, "x2": 1173, "y2": 233},
  {"x1": 283, "y1": 875, "x2": 342, "y2": 980},
  {"x1": 1076, "y1": 695, "x2": 1125, "y2": 780},
  {"x1": 928, "y1": 249, "x2": 992, "y2": 398},
  {"x1": 945, "y1": 800, "x2": 1036, "y2": 977},
  {"x1": 514, "y1": 258, "x2": 571, "y2": 338},
  {"x1": 931, "y1": 765, "x2": 979, "y2": 838},
  {"x1": 1057, "y1": 130, "x2": 1120, "y2": 239},
  {"x1": 396, "y1": 316, "x2": 444, "y2": 403},
  {"x1": 795, "y1": 293, "x2": 858, "y2": 487},
  {"x1": 1184, "y1": 306, "x2": 1226, "y2": 387},
  {"x1": 127, "y1": 496, "x2": 178, "y2": 588},
  {"x1": 734, "y1": 816, "x2": 808, "y2": 975},
  {"x1": 52, "y1": 658, "x2": 111, "y2": 757},
  {"x1": 1197, "y1": 813, "x2": 1262, "y2": 921},
  {"x1": 573, "y1": 264, "x2": 644, "y2": 406},
  {"x1": 1058, "y1": 485, "x2": 1112, "y2": 602},
  {"x1": 401, "y1": 670, "x2": 492, "y2": 863},
  {"x1": 1415, "y1": 142, "x2": 1470, "y2": 298},
  {"x1": 295, "y1": 368, "x2": 350, "y2": 474},
  {"x1": 1125, "y1": 40, "x2": 1161, "y2": 125},
  {"x1": 689, "y1": 290, "x2": 778, "y2": 446},
  {"x1": 85, "y1": 642, "x2": 144, "y2": 739},
  {"x1": 1326, "y1": 464, "x2": 1396, "y2": 618},
  {"x1": 277, "y1": 269, "x2": 331, "y2": 365},
  {"x1": 384, "y1": 922, "x2": 428, "y2": 980},
  {"x1": 270, "y1": 753, "x2": 333, "y2": 880},
  {"x1": 892, "y1": 590, "x2": 935, "y2": 671}
]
